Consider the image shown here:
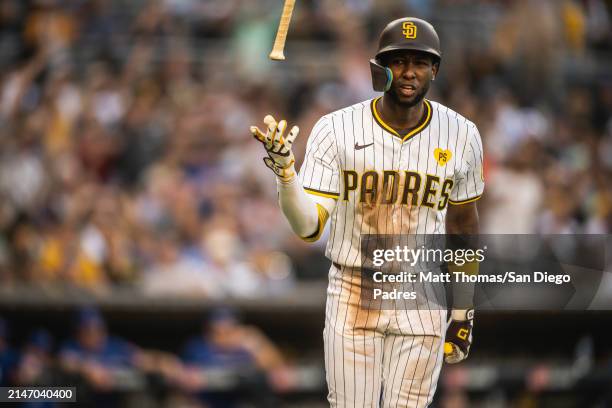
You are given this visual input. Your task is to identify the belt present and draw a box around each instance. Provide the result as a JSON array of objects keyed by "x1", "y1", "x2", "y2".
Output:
[{"x1": 332, "y1": 262, "x2": 342, "y2": 270}]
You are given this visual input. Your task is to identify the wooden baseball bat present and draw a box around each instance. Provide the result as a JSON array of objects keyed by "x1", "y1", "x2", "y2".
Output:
[{"x1": 269, "y1": 0, "x2": 296, "y2": 61}]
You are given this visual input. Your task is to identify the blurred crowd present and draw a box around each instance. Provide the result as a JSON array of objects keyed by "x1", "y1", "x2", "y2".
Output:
[
  {"x1": 0, "y1": 0, "x2": 611, "y2": 296},
  {"x1": 0, "y1": 308, "x2": 296, "y2": 408}
]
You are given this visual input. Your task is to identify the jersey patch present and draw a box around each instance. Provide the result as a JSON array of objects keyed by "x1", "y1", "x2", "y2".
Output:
[{"x1": 434, "y1": 148, "x2": 452, "y2": 166}]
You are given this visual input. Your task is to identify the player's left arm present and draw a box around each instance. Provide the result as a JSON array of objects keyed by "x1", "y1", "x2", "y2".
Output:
[
  {"x1": 444, "y1": 202, "x2": 479, "y2": 364},
  {"x1": 444, "y1": 122, "x2": 484, "y2": 364}
]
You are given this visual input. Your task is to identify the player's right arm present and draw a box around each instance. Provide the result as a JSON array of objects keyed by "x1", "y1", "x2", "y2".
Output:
[{"x1": 250, "y1": 115, "x2": 338, "y2": 242}]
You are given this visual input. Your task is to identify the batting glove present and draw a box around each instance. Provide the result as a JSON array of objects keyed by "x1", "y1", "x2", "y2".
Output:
[
  {"x1": 250, "y1": 115, "x2": 299, "y2": 183},
  {"x1": 444, "y1": 309, "x2": 474, "y2": 364}
]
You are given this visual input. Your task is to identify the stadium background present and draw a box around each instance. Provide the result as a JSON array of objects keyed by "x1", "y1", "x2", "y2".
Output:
[{"x1": 0, "y1": 0, "x2": 611, "y2": 407}]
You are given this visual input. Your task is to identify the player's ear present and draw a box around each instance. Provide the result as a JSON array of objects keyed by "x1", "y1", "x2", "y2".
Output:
[{"x1": 432, "y1": 61, "x2": 439, "y2": 81}]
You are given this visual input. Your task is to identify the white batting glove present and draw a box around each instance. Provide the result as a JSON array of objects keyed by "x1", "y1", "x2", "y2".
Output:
[
  {"x1": 250, "y1": 115, "x2": 299, "y2": 183},
  {"x1": 444, "y1": 309, "x2": 474, "y2": 364}
]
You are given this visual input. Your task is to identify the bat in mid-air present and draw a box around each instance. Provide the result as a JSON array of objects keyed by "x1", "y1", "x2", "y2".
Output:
[{"x1": 269, "y1": 0, "x2": 296, "y2": 61}]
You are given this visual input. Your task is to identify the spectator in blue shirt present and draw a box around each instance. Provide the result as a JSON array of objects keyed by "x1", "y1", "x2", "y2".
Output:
[
  {"x1": 180, "y1": 308, "x2": 293, "y2": 408},
  {"x1": 58, "y1": 306, "x2": 141, "y2": 408},
  {"x1": 59, "y1": 308, "x2": 136, "y2": 383},
  {"x1": 16, "y1": 329, "x2": 55, "y2": 408},
  {"x1": 0, "y1": 318, "x2": 18, "y2": 387},
  {"x1": 15, "y1": 329, "x2": 54, "y2": 386},
  {"x1": 59, "y1": 307, "x2": 183, "y2": 407}
]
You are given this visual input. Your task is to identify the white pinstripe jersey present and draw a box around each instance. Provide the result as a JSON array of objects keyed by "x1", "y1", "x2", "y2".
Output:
[{"x1": 298, "y1": 98, "x2": 484, "y2": 268}]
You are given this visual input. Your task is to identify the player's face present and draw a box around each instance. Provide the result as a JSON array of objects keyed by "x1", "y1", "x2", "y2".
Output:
[
  {"x1": 78, "y1": 323, "x2": 107, "y2": 350},
  {"x1": 383, "y1": 51, "x2": 438, "y2": 107}
]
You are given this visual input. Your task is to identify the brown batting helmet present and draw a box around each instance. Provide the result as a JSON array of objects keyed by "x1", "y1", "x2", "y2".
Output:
[{"x1": 370, "y1": 17, "x2": 441, "y2": 92}]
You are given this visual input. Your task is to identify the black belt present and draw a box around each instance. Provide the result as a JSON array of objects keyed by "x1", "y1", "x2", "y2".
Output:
[{"x1": 332, "y1": 262, "x2": 342, "y2": 270}]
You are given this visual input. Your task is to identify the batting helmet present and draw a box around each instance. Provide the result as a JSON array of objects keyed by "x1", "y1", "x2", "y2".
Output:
[{"x1": 370, "y1": 17, "x2": 441, "y2": 92}]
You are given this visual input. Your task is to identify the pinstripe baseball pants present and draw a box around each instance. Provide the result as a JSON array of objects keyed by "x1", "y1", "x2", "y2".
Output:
[{"x1": 324, "y1": 263, "x2": 447, "y2": 407}]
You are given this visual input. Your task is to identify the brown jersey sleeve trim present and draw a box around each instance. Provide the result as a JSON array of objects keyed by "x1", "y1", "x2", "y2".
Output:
[
  {"x1": 449, "y1": 194, "x2": 482, "y2": 205},
  {"x1": 304, "y1": 187, "x2": 340, "y2": 200},
  {"x1": 300, "y1": 204, "x2": 330, "y2": 242}
]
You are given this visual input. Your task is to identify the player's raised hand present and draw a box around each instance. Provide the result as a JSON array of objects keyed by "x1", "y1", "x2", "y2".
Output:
[
  {"x1": 250, "y1": 115, "x2": 300, "y2": 182},
  {"x1": 444, "y1": 309, "x2": 474, "y2": 364}
]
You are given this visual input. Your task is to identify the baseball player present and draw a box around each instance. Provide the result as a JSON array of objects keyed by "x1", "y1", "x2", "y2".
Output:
[{"x1": 250, "y1": 17, "x2": 483, "y2": 407}]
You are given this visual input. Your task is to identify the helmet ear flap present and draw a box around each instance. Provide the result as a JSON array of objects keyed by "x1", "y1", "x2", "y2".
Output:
[{"x1": 370, "y1": 59, "x2": 393, "y2": 92}]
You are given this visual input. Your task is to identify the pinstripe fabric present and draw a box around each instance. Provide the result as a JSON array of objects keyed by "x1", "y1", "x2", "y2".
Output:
[{"x1": 298, "y1": 99, "x2": 484, "y2": 407}]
